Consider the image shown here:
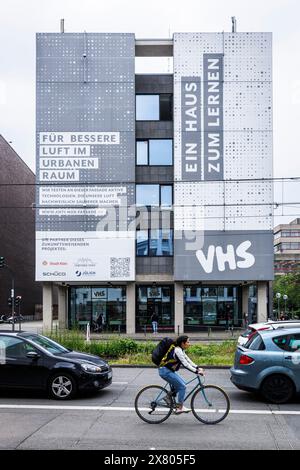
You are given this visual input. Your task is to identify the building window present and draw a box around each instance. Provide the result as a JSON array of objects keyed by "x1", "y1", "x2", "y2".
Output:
[
  {"x1": 279, "y1": 242, "x2": 300, "y2": 251},
  {"x1": 136, "y1": 139, "x2": 173, "y2": 166},
  {"x1": 161, "y1": 185, "x2": 172, "y2": 207},
  {"x1": 137, "y1": 229, "x2": 173, "y2": 256},
  {"x1": 277, "y1": 230, "x2": 300, "y2": 238},
  {"x1": 69, "y1": 286, "x2": 126, "y2": 332},
  {"x1": 136, "y1": 95, "x2": 159, "y2": 120},
  {"x1": 136, "y1": 285, "x2": 174, "y2": 332},
  {"x1": 136, "y1": 141, "x2": 148, "y2": 165},
  {"x1": 136, "y1": 184, "x2": 173, "y2": 207},
  {"x1": 137, "y1": 230, "x2": 148, "y2": 256},
  {"x1": 184, "y1": 285, "x2": 240, "y2": 330},
  {"x1": 136, "y1": 94, "x2": 172, "y2": 121}
]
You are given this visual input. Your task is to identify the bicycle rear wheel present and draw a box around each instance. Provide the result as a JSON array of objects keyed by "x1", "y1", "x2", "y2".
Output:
[
  {"x1": 134, "y1": 385, "x2": 173, "y2": 424},
  {"x1": 191, "y1": 385, "x2": 230, "y2": 424}
]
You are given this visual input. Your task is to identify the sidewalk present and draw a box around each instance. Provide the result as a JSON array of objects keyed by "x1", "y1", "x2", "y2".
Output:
[{"x1": 0, "y1": 321, "x2": 242, "y2": 342}]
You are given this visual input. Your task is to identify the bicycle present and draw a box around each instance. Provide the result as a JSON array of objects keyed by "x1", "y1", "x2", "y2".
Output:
[{"x1": 134, "y1": 374, "x2": 230, "y2": 425}]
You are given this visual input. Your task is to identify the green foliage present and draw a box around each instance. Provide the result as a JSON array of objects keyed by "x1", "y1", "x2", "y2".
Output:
[
  {"x1": 273, "y1": 271, "x2": 300, "y2": 317},
  {"x1": 44, "y1": 330, "x2": 236, "y2": 365},
  {"x1": 45, "y1": 330, "x2": 139, "y2": 358}
]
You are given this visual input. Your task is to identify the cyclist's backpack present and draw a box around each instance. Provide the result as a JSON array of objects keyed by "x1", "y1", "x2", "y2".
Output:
[{"x1": 151, "y1": 337, "x2": 174, "y2": 366}]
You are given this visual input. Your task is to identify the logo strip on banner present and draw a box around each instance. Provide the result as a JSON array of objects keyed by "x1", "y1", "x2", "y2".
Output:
[
  {"x1": 203, "y1": 54, "x2": 224, "y2": 180},
  {"x1": 181, "y1": 78, "x2": 201, "y2": 181}
]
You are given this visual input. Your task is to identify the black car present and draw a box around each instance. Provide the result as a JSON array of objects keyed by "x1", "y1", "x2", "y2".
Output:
[{"x1": 0, "y1": 331, "x2": 112, "y2": 399}]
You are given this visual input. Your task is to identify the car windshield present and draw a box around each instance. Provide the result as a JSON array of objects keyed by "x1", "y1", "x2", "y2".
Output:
[{"x1": 24, "y1": 335, "x2": 69, "y2": 355}]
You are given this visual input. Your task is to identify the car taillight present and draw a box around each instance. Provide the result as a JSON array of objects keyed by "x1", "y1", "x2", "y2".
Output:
[
  {"x1": 239, "y1": 355, "x2": 254, "y2": 365},
  {"x1": 258, "y1": 327, "x2": 270, "y2": 332}
]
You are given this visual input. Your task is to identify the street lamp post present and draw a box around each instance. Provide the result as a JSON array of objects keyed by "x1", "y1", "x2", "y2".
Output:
[
  {"x1": 283, "y1": 294, "x2": 288, "y2": 318},
  {"x1": 275, "y1": 292, "x2": 281, "y2": 320}
]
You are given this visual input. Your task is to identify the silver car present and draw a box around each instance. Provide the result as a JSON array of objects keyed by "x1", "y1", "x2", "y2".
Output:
[
  {"x1": 237, "y1": 320, "x2": 300, "y2": 346},
  {"x1": 231, "y1": 327, "x2": 300, "y2": 404}
]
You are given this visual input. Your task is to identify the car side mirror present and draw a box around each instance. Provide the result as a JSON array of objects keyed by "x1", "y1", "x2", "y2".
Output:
[{"x1": 26, "y1": 351, "x2": 40, "y2": 360}]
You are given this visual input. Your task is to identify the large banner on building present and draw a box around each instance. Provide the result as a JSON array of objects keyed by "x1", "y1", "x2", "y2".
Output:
[
  {"x1": 173, "y1": 33, "x2": 273, "y2": 281},
  {"x1": 36, "y1": 33, "x2": 135, "y2": 281}
]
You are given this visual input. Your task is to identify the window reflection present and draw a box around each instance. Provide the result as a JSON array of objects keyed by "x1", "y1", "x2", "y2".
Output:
[
  {"x1": 69, "y1": 286, "x2": 126, "y2": 332},
  {"x1": 149, "y1": 140, "x2": 173, "y2": 165},
  {"x1": 136, "y1": 285, "x2": 174, "y2": 332},
  {"x1": 137, "y1": 230, "x2": 148, "y2": 256},
  {"x1": 136, "y1": 95, "x2": 172, "y2": 121},
  {"x1": 136, "y1": 185, "x2": 160, "y2": 206},
  {"x1": 136, "y1": 141, "x2": 148, "y2": 165},
  {"x1": 136, "y1": 185, "x2": 173, "y2": 207},
  {"x1": 161, "y1": 186, "x2": 172, "y2": 207},
  {"x1": 184, "y1": 285, "x2": 240, "y2": 330},
  {"x1": 136, "y1": 95, "x2": 159, "y2": 120},
  {"x1": 137, "y1": 230, "x2": 173, "y2": 256}
]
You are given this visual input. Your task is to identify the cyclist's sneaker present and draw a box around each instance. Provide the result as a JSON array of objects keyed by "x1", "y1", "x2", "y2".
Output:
[{"x1": 174, "y1": 406, "x2": 191, "y2": 414}]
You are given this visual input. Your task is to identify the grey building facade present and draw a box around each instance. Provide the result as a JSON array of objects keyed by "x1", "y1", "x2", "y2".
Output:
[{"x1": 37, "y1": 32, "x2": 274, "y2": 333}]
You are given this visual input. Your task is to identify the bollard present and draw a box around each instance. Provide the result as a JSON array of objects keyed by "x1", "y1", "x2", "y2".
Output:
[
  {"x1": 177, "y1": 325, "x2": 180, "y2": 336},
  {"x1": 86, "y1": 322, "x2": 91, "y2": 343},
  {"x1": 144, "y1": 325, "x2": 147, "y2": 337},
  {"x1": 118, "y1": 324, "x2": 121, "y2": 336},
  {"x1": 208, "y1": 327, "x2": 211, "y2": 337}
]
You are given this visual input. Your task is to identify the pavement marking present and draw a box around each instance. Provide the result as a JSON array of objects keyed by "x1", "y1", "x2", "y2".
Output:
[{"x1": 0, "y1": 404, "x2": 300, "y2": 415}]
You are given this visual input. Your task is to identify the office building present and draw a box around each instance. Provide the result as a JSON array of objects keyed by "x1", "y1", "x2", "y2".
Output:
[{"x1": 36, "y1": 31, "x2": 274, "y2": 332}]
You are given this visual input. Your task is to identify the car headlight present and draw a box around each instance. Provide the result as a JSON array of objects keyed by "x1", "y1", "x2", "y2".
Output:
[{"x1": 81, "y1": 363, "x2": 103, "y2": 374}]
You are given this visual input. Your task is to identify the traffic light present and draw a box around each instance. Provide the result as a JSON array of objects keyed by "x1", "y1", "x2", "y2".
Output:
[
  {"x1": 0, "y1": 257, "x2": 5, "y2": 268},
  {"x1": 15, "y1": 296, "x2": 22, "y2": 306},
  {"x1": 8, "y1": 297, "x2": 13, "y2": 307}
]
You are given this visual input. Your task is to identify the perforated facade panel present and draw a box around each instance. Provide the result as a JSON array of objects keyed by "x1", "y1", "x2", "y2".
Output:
[
  {"x1": 173, "y1": 32, "x2": 273, "y2": 280},
  {"x1": 36, "y1": 33, "x2": 135, "y2": 282}
]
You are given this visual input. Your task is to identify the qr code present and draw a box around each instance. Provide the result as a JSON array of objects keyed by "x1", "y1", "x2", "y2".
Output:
[{"x1": 110, "y1": 257, "x2": 130, "y2": 278}]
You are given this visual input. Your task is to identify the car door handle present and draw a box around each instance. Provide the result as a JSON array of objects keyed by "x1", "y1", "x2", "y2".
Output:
[{"x1": 284, "y1": 356, "x2": 292, "y2": 360}]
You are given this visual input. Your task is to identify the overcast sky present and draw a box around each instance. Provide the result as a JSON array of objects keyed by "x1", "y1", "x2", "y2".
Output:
[{"x1": 0, "y1": 0, "x2": 299, "y2": 223}]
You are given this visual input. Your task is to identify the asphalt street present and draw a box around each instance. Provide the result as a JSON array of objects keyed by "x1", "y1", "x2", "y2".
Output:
[{"x1": 0, "y1": 368, "x2": 300, "y2": 450}]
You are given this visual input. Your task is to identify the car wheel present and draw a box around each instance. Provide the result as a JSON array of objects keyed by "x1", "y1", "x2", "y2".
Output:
[
  {"x1": 261, "y1": 374, "x2": 294, "y2": 404},
  {"x1": 48, "y1": 372, "x2": 77, "y2": 400}
]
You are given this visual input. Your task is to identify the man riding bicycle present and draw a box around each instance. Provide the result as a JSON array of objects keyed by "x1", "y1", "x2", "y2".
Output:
[{"x1": 158, "y1": 335, "x2": 205, "y2": 414}]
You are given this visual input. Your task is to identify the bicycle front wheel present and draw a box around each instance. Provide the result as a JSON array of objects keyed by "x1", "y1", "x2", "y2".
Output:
[
  {"x1": 191, "y1": 385, "x2": 230, "y2": 424},
  {"x1": 134, "y1": 385, "x2": 173, "y2": 424}
]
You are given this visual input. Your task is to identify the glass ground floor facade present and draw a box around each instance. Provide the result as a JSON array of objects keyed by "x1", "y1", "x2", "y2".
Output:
[
  {"x1": 68, "y1": 283, "x2": 258, "y2": 332},
  {"x1": 69, "y1": 286, "x2": 127, "y2": 332}
]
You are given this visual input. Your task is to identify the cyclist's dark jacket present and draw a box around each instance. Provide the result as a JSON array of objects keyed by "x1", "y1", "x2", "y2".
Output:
[{"x1": 159, "y1": 345, "x2": 198, "y2": 373}]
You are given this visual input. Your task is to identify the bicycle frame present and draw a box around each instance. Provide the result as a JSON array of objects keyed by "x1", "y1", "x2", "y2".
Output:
[{"x1": 155, "y1": 375, "x2": 213, "y2": 408}]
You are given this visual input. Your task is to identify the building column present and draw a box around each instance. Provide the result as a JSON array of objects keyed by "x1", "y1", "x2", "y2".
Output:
[
  {"x1": 43, "y1": 282, "x2": 53, "y2": 331},
  {"x1": 126, "y1": 283, "x2": 136, "y2": 334},
  {"x1": 58, "y1": 285, "x2": 68, "y2": 330},
  {"x1": 257, "y1": 282, "x2": 268, "y2": 323},
  {"x1": 242, "y1": 285, "x2": 249, "y2": 327},
  {"x1": 174, "y1": 282, "x2": 184, "y2": 335}
]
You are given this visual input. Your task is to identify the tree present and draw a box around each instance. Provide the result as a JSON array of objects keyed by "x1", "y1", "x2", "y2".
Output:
[{"x1": 273, "y1": 271, "x2": 300, "y2": 318}]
